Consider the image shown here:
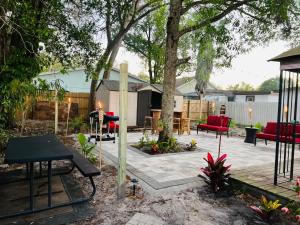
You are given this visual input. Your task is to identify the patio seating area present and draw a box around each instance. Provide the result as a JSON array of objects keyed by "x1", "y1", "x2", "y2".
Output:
[{"x1": 99, "y1": 130, "x2": 300, "y2": 194}]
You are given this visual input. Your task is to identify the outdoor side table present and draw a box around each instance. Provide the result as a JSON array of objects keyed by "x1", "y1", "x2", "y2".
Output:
[
  {"x1": 244, "y1": 127, "x2": 258, "y2": 143},
  {"x1": 3, "y1": 134, "x2": 73, "y2": 219}
]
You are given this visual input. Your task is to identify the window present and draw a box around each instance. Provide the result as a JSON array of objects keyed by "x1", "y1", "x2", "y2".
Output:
[
  {"x1": 228, "y1": 96, "x2": 235, "y2": 102},
  {"x1": 246, "y1": 96, "x2": 255, "y2": 102}
]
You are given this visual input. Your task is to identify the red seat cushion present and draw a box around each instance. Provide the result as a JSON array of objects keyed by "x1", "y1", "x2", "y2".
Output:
[
  {"x1": 198, "y1": 124, "x2": 229, "y2": 132},
  {"x1": 264, "y1": 122, "x2": 277, "y2": 135},
  {"x1": 256, "y1": 133, "x2": 277, "y2": 141},
  {"x1": 206, "y1": 116, "x2": 230, "y2": 127},
  {"x1": 207, "y1": 116, "x2": 221, "y2": 126}
]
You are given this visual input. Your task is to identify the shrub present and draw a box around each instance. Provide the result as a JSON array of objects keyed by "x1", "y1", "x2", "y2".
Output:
[
  {"x1": 197, "y1": 116, "x2": 207, "y2": 125},
  {"x1": 254, "y1": 122, "x2": 263, "y2": 132},
  {"x1": 77, "y1": 133, "x2": 97, "y2": 164},
  {"x1": 200, "y1": 152, "x2": 231, "y2": 192},
  {"x1": 229, "y1": 119, "x2": 237, "y2": 128},
  {"x1": 71, "y1": 117, "x2": 84, "y2": 133},
  {"x1": 0, "y1": 128, "x2": 10, "y2": 155},
  {"x1": 250, "y1": 195, "x2": 281, "y2": 221}
]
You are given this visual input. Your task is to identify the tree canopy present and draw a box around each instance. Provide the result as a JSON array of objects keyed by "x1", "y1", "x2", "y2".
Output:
[
  {"x1": 0, "y1": 0, "x2": 101, "y2": 128},
  {"x1": 258, "y1": 77, "x2": 280, "y2": 92},
  {"x1": 227, "y1": 82, "x2": 255, "y2": 91}
]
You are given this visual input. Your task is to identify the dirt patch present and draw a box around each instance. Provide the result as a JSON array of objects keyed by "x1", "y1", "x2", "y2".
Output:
[{"x1": 69, "y1": 163, "x2": 297, "y2": 225}]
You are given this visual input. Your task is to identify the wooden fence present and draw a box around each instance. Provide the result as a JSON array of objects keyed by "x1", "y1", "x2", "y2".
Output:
[
  {"x1": 26, "y1": 92, "x2": 90, "y2": 121},
  {"x1": 182, "y1": 100, "x2": 212, "y2": 121}
]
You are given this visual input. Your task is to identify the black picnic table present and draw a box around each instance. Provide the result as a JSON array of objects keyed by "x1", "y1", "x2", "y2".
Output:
[{"x1": 3, "y1": 134, "x2": 73, "y2": 218}]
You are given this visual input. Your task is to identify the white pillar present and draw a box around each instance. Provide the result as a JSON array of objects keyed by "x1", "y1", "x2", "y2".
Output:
[{"x1": 117, "y1": 62, "x2": 128, "y2": 199}]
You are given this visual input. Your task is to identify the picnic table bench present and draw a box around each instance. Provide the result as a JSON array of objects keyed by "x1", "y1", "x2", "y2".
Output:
[{"x1": 0, "y1": 135, "x2": 101, "y2": 219}]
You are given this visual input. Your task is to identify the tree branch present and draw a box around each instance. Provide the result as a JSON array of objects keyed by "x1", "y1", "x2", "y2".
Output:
[
  {"x1": 106, "y1": 0, "x2": 112, "y2": 43},
  {"x1": 179, "y1": 0, "x2": 255, "y2": 37},
  {"x1": 176, "y1": 57, "x2": 191, "y2": 67},
  {"x1": 181, "y1": 0, "x2": 210, "y2": 15}
]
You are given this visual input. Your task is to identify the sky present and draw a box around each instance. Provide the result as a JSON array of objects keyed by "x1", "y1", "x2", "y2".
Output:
[{"x1": 114, "y1": 40, "x2": 292, "y2": 89}]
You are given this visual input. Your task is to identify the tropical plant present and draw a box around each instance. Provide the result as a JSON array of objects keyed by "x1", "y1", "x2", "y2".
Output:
[
  {"x1": 292, "y1": 177, "x2": 300, "y2": 197},
  {"x1": 200, "y1": 152, "x2": 231, "y2": 192},
  {"x1": 197, "y1": 116, "x2": 207, "y2": 125},
  {"x1": 186, "y1": 139, "x2": 197, "y2": 151},
  {"x1": 70, "y1": 117, "x2": 84, "y2": 133},
  {"x1": 250, "y1": 195, "x2": 281, "y2": 221},
  {"x1": 229, "y1": 119, "x2": 237, "y2": 129},
  {"x1": 254, "y1": 122, "x2": 264, "y2": 132},
  {"x1": 77, "y1": 133, "x2": 96, "y2": 163}
]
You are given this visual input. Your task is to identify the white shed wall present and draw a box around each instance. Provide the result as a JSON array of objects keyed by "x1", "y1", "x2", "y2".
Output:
[
  {"x1": 95, "y1": 85, "x2": 110, "y2": 112},
  {"x1": 109, "y1": 91, "x2": 138, "y2": 126}
]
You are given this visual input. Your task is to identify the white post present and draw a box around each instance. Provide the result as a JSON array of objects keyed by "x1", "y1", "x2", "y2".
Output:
[
  {"x1": 98, "y1": 102, "x2": 104, "y2": 169},
  {"x1": 117, "y1": 62, "x2": 128, "y2": 199},
  {"x1": 66, "y1": 98, "x2": 71, "y2": 136},
  {"x1": 55, "y1": 90, "x2": 58, "y2": 134}
]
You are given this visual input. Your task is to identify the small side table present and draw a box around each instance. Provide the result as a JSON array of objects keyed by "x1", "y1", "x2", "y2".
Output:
[{"x1": 244, "y1": 127, "x2": 258, "y2": 143}]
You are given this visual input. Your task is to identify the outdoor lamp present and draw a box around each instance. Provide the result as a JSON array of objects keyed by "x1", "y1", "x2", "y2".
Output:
[
  {"x1": 248, "y1": 108, "x2": 253, "y2": 127},
  {"x1": 131, "y1": 178, "x2": 139, "y2": 196},
  {"x1": 284, "y1": 105, "x2": 288, "y2": 119},
  {"x1": 212, "y1": 102, "x2": 216, "y2": 115}
]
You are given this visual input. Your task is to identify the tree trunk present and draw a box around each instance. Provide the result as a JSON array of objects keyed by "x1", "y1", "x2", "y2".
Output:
[
  {"x1": 103, "y1": 38, "x2": 122, "y2": 80},
  {"x1": 88, "y1": 50, "x2": 110, "y2": 113},
  {"x1": 158, "y1": 0, "x2": 182, "y2": 142}
]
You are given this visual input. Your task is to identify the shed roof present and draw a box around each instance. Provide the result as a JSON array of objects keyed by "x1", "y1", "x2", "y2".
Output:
[
  {"x1": 269, "y1": 46, "x2": 300, "y2": 61},
  {"x1": 98, "y1": 80, "x2": 147, "y2": 92},
  {"x1": 139, "y1": 84, "x2": 183, "y2": 96}
]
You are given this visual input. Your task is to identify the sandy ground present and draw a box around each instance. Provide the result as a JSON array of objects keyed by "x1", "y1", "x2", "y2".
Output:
[{"x1": 70, "y1": 164, "x2": 297, "y2": 225}]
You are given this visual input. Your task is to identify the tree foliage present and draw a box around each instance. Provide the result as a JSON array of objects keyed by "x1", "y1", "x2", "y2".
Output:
[
  {"x1": 87, "y1": 0, "x2": 163, "y2": 111},
  {"x1": 0, "y1": 0, "x2": 101, "y2": 128},
  {"x1": 124, "y1": 6, "x2": 167, "y2": 84},
  {"x1": 258, "y1": 77, "x2": 280, "y2": 92},
  {"x1": 159, "y1": 0, "x2": 299, "y2": 140},
  {"x1": 227, "y1": 82, "x2": 255, "y2": 91}
]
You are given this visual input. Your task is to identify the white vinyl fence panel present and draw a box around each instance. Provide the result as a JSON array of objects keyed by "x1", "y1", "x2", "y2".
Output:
[{"x1": 215, "y1": 102, "x2": 280, "y2": 126}]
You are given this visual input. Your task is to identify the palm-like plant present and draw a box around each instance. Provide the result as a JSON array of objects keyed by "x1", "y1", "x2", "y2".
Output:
[{"x1": 200, "y1": 152, "x2": 231, "y2": 192}]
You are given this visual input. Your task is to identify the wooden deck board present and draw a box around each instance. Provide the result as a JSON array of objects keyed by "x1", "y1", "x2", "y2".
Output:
[{"x1": 231, "y1": 158, "x2": 300, "y2": 202}]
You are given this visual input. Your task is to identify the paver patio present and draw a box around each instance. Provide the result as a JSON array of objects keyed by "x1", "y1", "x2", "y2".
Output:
[{"x1": 97, "y1": 130, "x2": 300, "y2": 192}]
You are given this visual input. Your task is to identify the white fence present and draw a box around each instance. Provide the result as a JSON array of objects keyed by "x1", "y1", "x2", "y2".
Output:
[{"x1": 215, "y1": 102, "x2": 280, "y2": 125}]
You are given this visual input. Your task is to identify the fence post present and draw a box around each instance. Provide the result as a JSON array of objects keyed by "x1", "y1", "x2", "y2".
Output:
[
  {"x1": 207, "y1": 101, "x2": 210, "y2": 118},
  {"x1": 117, "y1": 62, "x2": 128, "y2": 199},
  {"x1": 187, "y1": 100, "x2": 190, "y2": 118}
]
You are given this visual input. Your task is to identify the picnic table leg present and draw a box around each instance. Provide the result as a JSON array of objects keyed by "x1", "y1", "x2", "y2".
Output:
[
  {"x1": 29, "y1": 162, "x2": 34, "y2": 210},
  {"x1": 48, "y1": 161, "x2": 52, "y2": 207}
]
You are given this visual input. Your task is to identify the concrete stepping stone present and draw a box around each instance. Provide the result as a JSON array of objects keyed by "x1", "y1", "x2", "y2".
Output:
[{"x1": 126, "y1": 213, "x2": 165, "y2": 225}]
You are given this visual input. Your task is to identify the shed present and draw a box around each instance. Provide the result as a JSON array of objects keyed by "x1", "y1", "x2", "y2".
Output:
[
  {"x1": 136, "y1": 84, "x2": 183, "y2": 127},
  {"x1": 95, "y1": 80, "x2": 147, "y2": 126}
]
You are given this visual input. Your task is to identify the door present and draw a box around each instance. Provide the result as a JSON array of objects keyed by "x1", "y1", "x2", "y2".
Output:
[{"x1": 137, "y1": 90, "x2": 152, "y2": 127}]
